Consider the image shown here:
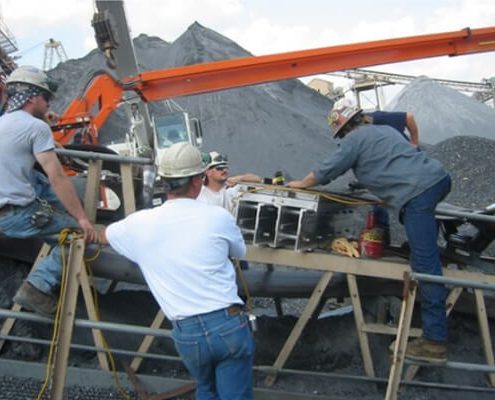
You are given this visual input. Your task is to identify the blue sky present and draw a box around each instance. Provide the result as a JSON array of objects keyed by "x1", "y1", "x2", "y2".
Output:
[{"x1": 2, "y1": 0, "x2": 495, "y2": 98}]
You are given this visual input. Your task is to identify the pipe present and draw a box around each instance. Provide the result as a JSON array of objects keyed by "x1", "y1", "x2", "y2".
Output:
[
  {"x1": 256, "y1": 366, "x2": 495, "y2": 393},
  {"x1": 435, "y1": 208, "x2": 495, "y2": 224},
  {"x1": 0, "y1": 309, "x2": 171, "y2": 338},
  {"x1": 411, "y1": 272, "x2": 495, "y2": 291},
  {"x1": 0, "y1": 334, "x2": 180, "y2": 363},
  {"x1": 55, "y1": 148, "x2": 152, "y2": 165}
]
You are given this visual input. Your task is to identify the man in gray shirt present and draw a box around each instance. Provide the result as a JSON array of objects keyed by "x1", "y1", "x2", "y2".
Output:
[
  {"x1": 0, "y1": 66, "x2": 97, "y2": 317},
  {"x1": 288, "y1": 102, "x2": 451, "y2": 363}
]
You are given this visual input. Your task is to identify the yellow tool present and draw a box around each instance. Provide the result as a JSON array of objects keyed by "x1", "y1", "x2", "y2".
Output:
[{"x1": 330, "y1": 237, "x2": 360, "y2": 258}]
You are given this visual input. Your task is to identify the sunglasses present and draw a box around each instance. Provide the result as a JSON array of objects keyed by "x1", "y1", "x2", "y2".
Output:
[
  {"x1": 214, "y1": 166, "x2": 228, "y2": 171},
  {"x1": 40, "y1": 91, "x2": 52, "y2": 103}
]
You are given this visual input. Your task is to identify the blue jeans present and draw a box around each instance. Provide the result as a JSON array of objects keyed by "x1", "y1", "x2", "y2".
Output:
[
  {"x1": 0, "y1": 171, "x2": 78, "y2": 294},
  {"x1": 172, "y1": 307, "x2": 255, "y2": 400},
  {"x1": 402, "y1": 175, "x2": 451, "y2": 342}
]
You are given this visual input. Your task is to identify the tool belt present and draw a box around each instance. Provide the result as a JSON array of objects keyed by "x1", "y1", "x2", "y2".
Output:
[
  {"x1": 0, "y1": 204, "x2": 16, "y2": 215},
  {"x1": 30, "y1": 198, "x2": 54, "y2": 228}
]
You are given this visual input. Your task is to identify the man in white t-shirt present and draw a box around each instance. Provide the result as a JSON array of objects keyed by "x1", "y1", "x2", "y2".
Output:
[
  {"x1": 197, "y1": 151, "x2": 261, "y2": 213},
  {"x1": 100, "y1": 143, "x2": 255, "y2": 399}
]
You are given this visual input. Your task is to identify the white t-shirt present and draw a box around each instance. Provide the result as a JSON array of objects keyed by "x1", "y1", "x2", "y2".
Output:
[
  {"x1": 196, "y1": 185, "x2": 241, "y2": 213},
  {"x1": 106, "y1": 198, "x2": 246, "y2": 320}
]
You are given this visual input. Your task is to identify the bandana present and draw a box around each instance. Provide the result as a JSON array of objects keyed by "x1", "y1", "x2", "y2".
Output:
[{"x1": 6, "y1": 86, "x2": 43, "y2": 113}]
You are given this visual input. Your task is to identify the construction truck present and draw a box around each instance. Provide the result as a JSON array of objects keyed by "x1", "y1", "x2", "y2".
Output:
[{"x1": 52, "y1": 0, "x2": 203, "y2": 211}]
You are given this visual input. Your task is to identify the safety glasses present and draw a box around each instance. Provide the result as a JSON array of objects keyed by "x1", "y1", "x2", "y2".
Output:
[
  {"x1": 214, "y1": 166, "x2": 228, "y2": 171},
  {"x1": 40, "y1": 91, "x2": 52, "y2": 103}
]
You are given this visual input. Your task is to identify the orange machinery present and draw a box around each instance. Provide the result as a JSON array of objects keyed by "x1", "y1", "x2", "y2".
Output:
[{"x1": 53, "y1": 26, "x2": 495, "y2": 146}]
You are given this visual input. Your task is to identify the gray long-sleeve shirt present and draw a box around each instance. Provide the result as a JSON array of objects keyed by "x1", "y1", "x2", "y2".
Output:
[{"x1": 312, "y1": 124, "x2": 448, "y2": 211}]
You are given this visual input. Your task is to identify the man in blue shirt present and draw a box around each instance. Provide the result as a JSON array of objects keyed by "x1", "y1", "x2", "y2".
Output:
[
  {"x1": 288, "y1": 102, "x2": 451, "y2": 363},
  {"x1": 368, "y1": 110, "x2": 419, "y2": 147}
]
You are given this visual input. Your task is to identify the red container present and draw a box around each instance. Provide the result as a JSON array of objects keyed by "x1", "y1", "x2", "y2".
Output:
[{"x1": 359, "y1": 211, "x2": 384, "y2": 258}]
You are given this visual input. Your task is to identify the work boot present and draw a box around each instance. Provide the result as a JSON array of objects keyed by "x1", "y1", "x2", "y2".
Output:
[
  {"x1": 13, "y1": 281, "x2": 57, "y2": 318},
  {"x1": 405, "y1": 337, "x2": 447, "y2": 364}
]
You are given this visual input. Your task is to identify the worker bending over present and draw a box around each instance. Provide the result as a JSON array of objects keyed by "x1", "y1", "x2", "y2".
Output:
[
  {"x1": 100, "y1": 143, "x2": 255, "y2": 399},
  {"x1": 0, "y1": 66, "x2": 97, "y2": 317},
  {"x1": 288, "y1": 102, "x2": 451, "y2": 363}
]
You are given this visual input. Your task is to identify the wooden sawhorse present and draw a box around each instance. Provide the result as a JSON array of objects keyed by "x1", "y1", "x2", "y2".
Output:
[
  {"x1": 386, "y1": 272, "x2": 495, "y2": 400},
  {"x1": 243, "y1": 246, "x2": 495, "y2": 392}
]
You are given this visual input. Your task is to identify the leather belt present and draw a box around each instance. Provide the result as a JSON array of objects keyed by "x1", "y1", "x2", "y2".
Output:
[
  {"x1": 0, "y1": 204, "x2": 15, "y2": 215},
  {"x1": 227, "y1": 305, "x2": 242, "y2": 315}
]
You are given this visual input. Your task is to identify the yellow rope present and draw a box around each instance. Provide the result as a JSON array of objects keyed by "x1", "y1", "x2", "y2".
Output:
[
  {"x1": 36, "y1": 229, "x2": 77, "y2": 400},
  {"x1": 36, "y1": 229, "x2": 131, "y2": 400}
]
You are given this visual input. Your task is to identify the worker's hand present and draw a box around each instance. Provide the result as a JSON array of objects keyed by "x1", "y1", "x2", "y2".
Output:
[
  {"x1": 226, "y1": 177, "x2": 238, "y2": 187},
  {"x1": 77, "y1": 218, "x2": 98, "y2": 243},
  {"x1": 286, "y1": 180, "x2": 307, "y2": 189}
]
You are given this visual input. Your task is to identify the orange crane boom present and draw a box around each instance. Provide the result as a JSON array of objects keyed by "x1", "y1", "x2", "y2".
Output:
[
  {"x1": 133, "y1": 26, "x2": 495, "y2": 101},
  {"x1": 55, "y1": 26, "x2": 495, "y2": 144}
]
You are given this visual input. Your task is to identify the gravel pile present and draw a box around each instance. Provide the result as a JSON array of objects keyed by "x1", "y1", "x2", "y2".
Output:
[
  {"x1": 387, "y1": 76, "x2": 495, "y2": 144},
  {"x1": 0, "y1": 376, "x2": 140, "y2": 400},
  {"x1": 427, "y1": 135, "x2": 495, "y2": 209}
]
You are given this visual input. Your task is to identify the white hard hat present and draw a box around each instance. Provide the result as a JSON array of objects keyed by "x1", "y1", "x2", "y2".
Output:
[
  {"x1": 6, "y1": 65, "x2": 58, "y2": 95},
  {"x1": 206, "y1": 151, "x2": 228, "y2": 169},
  {"x1": 158, "y1": 142, "x2": 206, "y2": 178},
  {"x1": 328, "y1": 100, "x2": 362, "y2": 137}
]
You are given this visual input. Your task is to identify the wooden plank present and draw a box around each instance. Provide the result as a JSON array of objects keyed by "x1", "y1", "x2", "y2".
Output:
[
  {"x1": 362, "y1": 323, "x2": 422, "y2": 337},
  {"x1": 120, "y1": 163, "x2": 136, "y2": 216},
  {"x1": 385, "y1": 276, "x2": 417, "y2": 400},
  {"x1": 347, "y1": 274, "x2": 375, "y2": 377},
  {"x1": 83, "y1": 159, "x2": 103, "y2": 222},
  {"x1": 130, "y1": 310, "x2": 166, "y2": 372},
  {"x1": 50, "y1": 238, "x2": 85, "y2": 400},
  {"x1": 474, "y1": 289, "x2": 495, "y2": 386},
  {"x1": 79, "y1": 266, "x2": 110, "y2": 371},
  {"x1": 265, "y1": 271, "x2": 333, "y2": 386},
  {"x1": 445, "y1": 287, "x2": 463, "y2": 315},
  {"x1": 246, "y1": 246, "x2": 495, "y2": 285}
]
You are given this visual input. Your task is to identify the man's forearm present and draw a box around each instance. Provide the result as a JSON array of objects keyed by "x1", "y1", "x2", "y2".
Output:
[{"x1": 287, "y1": 171, "x2": 319, "y2": 189}]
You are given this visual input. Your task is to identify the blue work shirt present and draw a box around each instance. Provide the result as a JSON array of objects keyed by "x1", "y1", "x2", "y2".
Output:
[{"x1": 312, "y1": 124, "x2": 448, "y2": 213}]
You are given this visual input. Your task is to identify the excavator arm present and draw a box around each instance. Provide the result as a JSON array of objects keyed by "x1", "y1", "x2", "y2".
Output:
[
  {"x1": 55, "y1": 26, "x2": 495, "y2": 144},
  {"x1": 53, "y1": 73, "x2": 123, "y2": 145}
]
